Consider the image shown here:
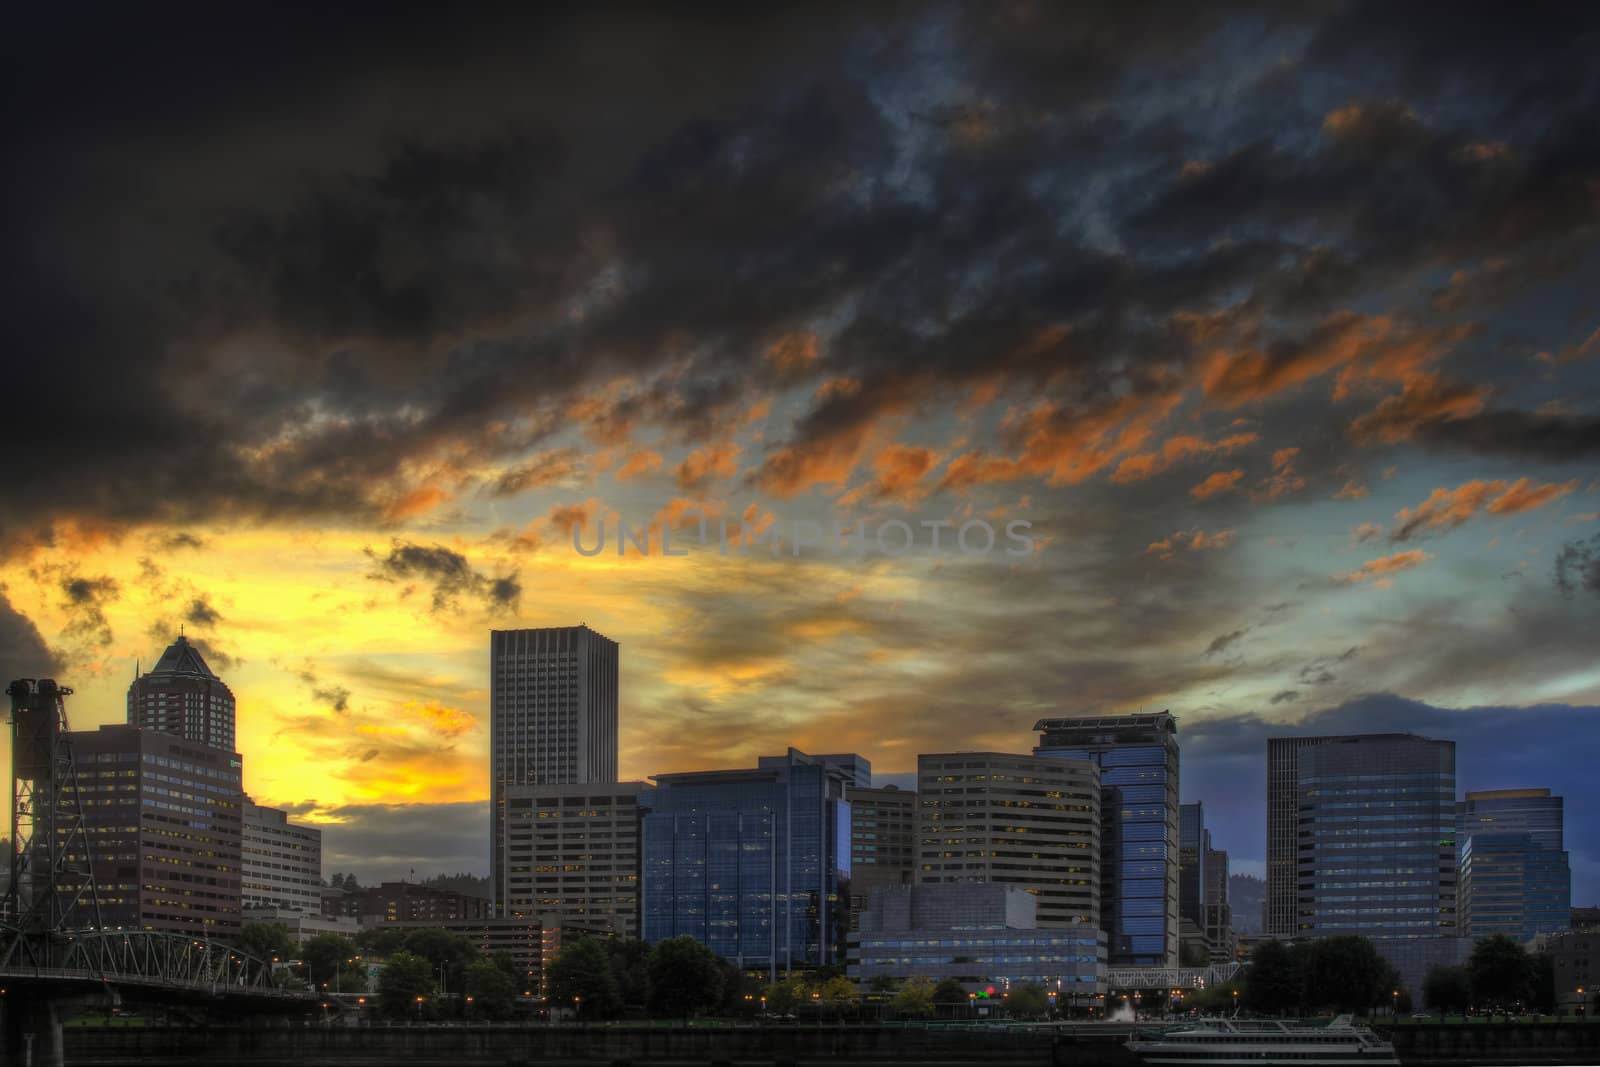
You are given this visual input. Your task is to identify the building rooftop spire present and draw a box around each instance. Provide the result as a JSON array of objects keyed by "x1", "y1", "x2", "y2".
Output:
[{"x1": 147, "y1": 634, "x2": 221, "y2": 680}]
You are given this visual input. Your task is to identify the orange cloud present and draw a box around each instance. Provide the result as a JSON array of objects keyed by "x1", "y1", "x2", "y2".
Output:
[
  {"x1": 1111, "y1": 432, "x2": 1259, "y2": 483},
  {"x1": 839, "y1": 444, "x2": 941, "y2": 507},
  {"x1": 382, "y1": 485, "x2": 449, "y2": 520},
  {"x1": 1337, "y1": 549, "x2": 1431, "y2": 586},
  {"x1": 616, "y1": 451, "x2": 663, "y2": 480},
  {"x1": 673, "y1": 442, "x2": 740, "y2": 492},
  {"x1": 1333, "y1": 480, "x2": 1369, "y2": 500},
  {"x1": 1392, "y1": 477, "x2": 1578, "y2": 540},
  {"x1": 1144, "y1": 528, "x2": 1235, "y2": 560},
  {"x1": 1200, "y1": 313, "x2": 1471, "y2": 409},
  {"x1": 765, "y1": 332, "x2": 820, "y2": 377},
  {"x1": 1348, "y1": 373, "x2": 1489, "y2": 445},
  {"x1": 546, "y1": 498, "x2": 604, "y2": 537},
  {"x1": 1190, "y1": 470, "x2": 1244, "y2": 499},
  {"x1": 403, "y1": 700, "x2": 478, "y2": 738},
  {"x1": 942, "y1": 389, "x2": 1185, "y2": 492}
]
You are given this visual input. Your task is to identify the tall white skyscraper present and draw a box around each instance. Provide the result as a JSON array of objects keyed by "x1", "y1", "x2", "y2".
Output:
[{"x1": 490, "y1": 625, "x2": 619, "y2": 915}]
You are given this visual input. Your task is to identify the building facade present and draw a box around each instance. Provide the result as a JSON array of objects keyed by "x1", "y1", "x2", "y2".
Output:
[
  {"x1": 1179, "y1": 802, "x2": 1206, "y2": 932},
  {"x1": 72, "y1": 723, "x2": 244, "y2": 937},
  {"x1": 1203, "y1": 842, "x2": 1236, "y2": 963},
  {"x1": 1034, "y1": 712, "x2": 1181, "y2": 965},
  {"x1": 501, "y1": 781, "x2": 643, "y2": 939},
  {"x1": 915, "y1": 752, "x2": 1101, "y2": 930},
  {"x1": 127, "y1": 634, "x2": 236, "y2": 750},
  {"x1": 845, "y1": 784, "x2": 918, "y2": 912},
  {"x1": 1459, "y1": 832, "x2": 1571, "y2": 942},
  {"x1": 1265, "y1": 735, "x2": 1338, "y2": 939},
  {"x1": 1293, "y1": 733, "x2": 1457, "y2": 938},
  {"x1": 327, "y1": 880, "x2": 491, "y2": 923},
  {"x1": 1457, "y1": 788, "x2": 1564, "y2": 852},
  {"x1": 242, "y1": 798, "x2": 322, "y2": 912},
  {"x1": 381, "y1": 917, "x2": 544, "y2": 991},
  {"x1": 639, "y1": 749, "x2": 853, "y2": 976},
  {"x1": 848, "y1": 883, "x2": 1106, "y2": 996},
  {"x1": 490, "y1": 626, "x2": 619, "y2": 915}
]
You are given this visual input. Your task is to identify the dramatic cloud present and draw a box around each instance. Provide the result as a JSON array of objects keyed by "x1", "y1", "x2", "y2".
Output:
[
  {"x1": 1336, "y1": 550, "x2": 1431, "y2": 585},
  {"x1": 365, "y1": 540, "x2": 521, "y2": 613},
  {"x1": 1392, "y1": 477, "x2": 1578, "y2": 541}
]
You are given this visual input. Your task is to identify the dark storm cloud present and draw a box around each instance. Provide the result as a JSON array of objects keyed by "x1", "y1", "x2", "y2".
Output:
[
  {"x1": 4, "y1": 0, "x2": 1598, "y2": 557},
  {"x1": 184, "y1": 596, "x2": 223, "y2": 628},
  {"x1": 1555, "y1": 532, "x2": 1600, "y2": 597},
  {"x1": 54, "y1": 573, "x2": 120, "y2": 647},
  {"x1": 364, "y1": 540, "x2": 521, "y2": 614},
  {"x1": 316, "y1": 801, "x2": 490, "y2": 881},
  {"x1": 0, "y1": 591, "x2": 60, "y2": 682}
]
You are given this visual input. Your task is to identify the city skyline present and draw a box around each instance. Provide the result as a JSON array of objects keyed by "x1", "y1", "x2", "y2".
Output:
[{"x1": 3, "y1": 5, "x2": 1599, "y2": 911}]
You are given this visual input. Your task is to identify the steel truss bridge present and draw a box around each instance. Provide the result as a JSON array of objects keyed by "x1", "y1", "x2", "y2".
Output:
[
  {"x1": 1105, "y1": 962, "x2": 1243, "y2": 989},
  {"x1": 0, "y1": 924, "x2": 294, "y2": 997}
]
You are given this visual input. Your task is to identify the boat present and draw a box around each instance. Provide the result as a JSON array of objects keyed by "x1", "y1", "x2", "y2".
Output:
[{"x1": 1126, "y1": 1014, "x2": 1399, "y2": 1065}]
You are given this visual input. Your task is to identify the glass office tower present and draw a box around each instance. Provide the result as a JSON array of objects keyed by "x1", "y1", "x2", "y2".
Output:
[
  {"x1": 1295, "y1": 734, "x2": 1457, "y2": 937},
  {"x1": 1457, "y1": 788, "x2": 1564, "y2": 851},
  {"x1": 640, "y1": 748, "x2": 853, "y2": 977},
  {"x1": 1034, "y1": 712, "x2": 1180, "y2": 966},
  {"x1": 1459, "y1": 831, "x2": 1571, "y2": 941}
]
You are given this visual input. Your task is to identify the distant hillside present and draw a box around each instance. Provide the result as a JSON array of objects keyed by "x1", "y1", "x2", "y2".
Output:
[{"x1": 1229, "y1": 873, "x2": 1265, "y2": 933}]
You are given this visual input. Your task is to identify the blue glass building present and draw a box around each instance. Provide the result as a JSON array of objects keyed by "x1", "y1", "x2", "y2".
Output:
[
  {"x1": 1460, "y1": 832, "x2": 1571, "y2": 941},
  {"x1": 1033, "y1": 712, "x2": 1180, "y2": 966},
  {"x1": 1457, "y1": 789, "x2": 1569, "y2": 941},
  {"x1": 1294, "y1": 734, "x2": 1457, "y2": 938},
  {"x1": 640, "y1": 748, "x2": 853, "y2": 976}
]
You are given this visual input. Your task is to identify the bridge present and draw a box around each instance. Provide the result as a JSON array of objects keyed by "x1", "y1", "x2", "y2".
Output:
[{"x1": 3, "y1": 679, "x2": 314, "y2": 1066}]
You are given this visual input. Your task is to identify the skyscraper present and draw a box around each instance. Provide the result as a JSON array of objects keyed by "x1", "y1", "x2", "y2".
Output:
[
  {"x1": 1265, "y1": 735, "x2": 1340, "y2": 938},
  {"x1": 242, "y1": 798, "x2": 322, "y2": 913},
  {"x1": 127, "y1": 634, "x2": 236, "y2": 749},
  {"x1": 501, "y1": 781, "x2": 644, "y2": 938},
  {"x1": 73, "y1": 723, "x2": 244, "y2": 937},
  {"x1": 1458, "y1": 789, "x2": 1569, "y2": 941},
  {"x1": 1034, "y1": 712, "x2": 1180, "y2": 966},
  {"x1": 490, "y1": 625, "x2": 619, "y2": 915},
  {"x1": 1292, "y1": 734, "x2": 1457, "y2": 938},
  {"x1": 639, "y1": 749, "x2": 854, "y2": 976},
  {"x1": 915, "y1": 752, "x2": 1101, "y2": 929},
  {"x1": 845, "y1": 783, "x2": 918, "y2": 911},
  {"x1": 1179, "y1": 802, "x2": 1206, "y2": 930},
  {"x1": 1457, "y1": 788, "x2": 1564, "y2": 851}
]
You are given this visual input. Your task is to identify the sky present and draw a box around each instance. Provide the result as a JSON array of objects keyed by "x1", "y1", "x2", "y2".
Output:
[{"x1": 3, "y1": 4, "x2": 1599, "y2": 901}]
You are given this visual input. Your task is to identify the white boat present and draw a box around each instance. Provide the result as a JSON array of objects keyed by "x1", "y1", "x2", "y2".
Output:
[{"x1": 1126, "y1": 1014, "x2": 1399, "y2": 1065}]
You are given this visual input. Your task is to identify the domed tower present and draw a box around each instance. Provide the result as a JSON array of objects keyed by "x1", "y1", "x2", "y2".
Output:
[{"x1": 127, "y1": 634, "x2": 235, "y2": 749}]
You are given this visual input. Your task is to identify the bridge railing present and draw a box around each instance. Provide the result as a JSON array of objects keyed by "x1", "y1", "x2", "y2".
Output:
[{"x1": 0, "y1": 925, "x2": 298, "y2": 995}]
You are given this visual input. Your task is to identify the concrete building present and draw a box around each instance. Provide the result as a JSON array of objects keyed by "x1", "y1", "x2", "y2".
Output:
[
  {"x1": 640, "y1": 749, "x2": 854, "y2": 976},
  {"x1": 1034, "y1": 712, "x2": 1181, "y2": 965},
  {"x1": 1265, "y1": 735, "x2": 1339, "y2": 939},
  {"x1": 501, "y1": 781, "x2": 643, "y2": 938},
  {"x1": 329, "y1": 881, "x2": 491, "y2": 923},
  {"x1": 916, "y1": 752, "x2": 1101, "y2": 930},
  {"x1": 241, "y1": 905, "x2": 362, "y2": 944},
  {"x1": 1546, "y1": 928, "x2": 1600, "y2": 1014},
  {"x1": 242, "y1": 798, "x2": 322, "y2": 913},
  {"x1": 127, "y1": 634, "x2": 236, "y2": 751},
  {"x1": 1179, "y1": 803, "x2": 1206, "y2": 934},
  {"x1": 1203, "y1": 842, "x2": 1236, "y2": 964},
  {"x1": 847, "y1": 883, "x2": 1106, "y2": 996},
  {"x1": 1293, "y1": 734, "x2": 1458, "y2": 938},
  {"x1": 845, "y1": 784, "x2": 917, "y2": 912},
  {"x1": 490, "y1": 626, "x2": 620, "y2": 915},
  {"x1": 1459, "y1": 832, "x2": 1570, "y2": 941},
  {"x1": 72, "y1": 723, "x2": 244, "y2": 937}
]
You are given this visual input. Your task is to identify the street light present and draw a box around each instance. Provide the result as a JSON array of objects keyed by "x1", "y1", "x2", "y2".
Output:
[{"x1": 1392, "y1": 990, "x2": 1399, "y2": 1017}]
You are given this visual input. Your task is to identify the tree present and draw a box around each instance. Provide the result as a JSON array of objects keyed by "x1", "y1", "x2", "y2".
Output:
[
  {"x1": 868, "y1": 974, "x2": 898, "y2": 995},
  {"x1": 816, "y1": 975, "x2": 858, "y2": 1016},
  {"x1": 932, "y1": 977, "x2": 969, "y2": 1005},
  {"x1": 603, "y1": 938, "x2": 650, "y2": 1011},
  {"x1": 377, "y1": 950, "x2": 435, "y2": 1018},
  {"x1": 1530, "y1": 953, "x2": 1555, "y2": 1015},
  {"x1": 1299, "y1": 936, "x2": 1392, "y2": 1015},
  {"x1": 301, "y1": 932, "x2": 362, "y2": 994},
  {"x1": 547, "y1": 937, "x2": 622, "y2": 1019},
  {"x1": 645, "y1": 936, "x2": 725, "y2": 1019},
  {"x1": 1469, "y1": 934, "x2": 1531, "y2": 1012},
  {"x1": 893, "y1": 977, "x2": 936, "y2": 1018},
  {"x1": 1180, "y1": 940, "x2": 1210, "y2": 967},
  {"x1": 1243, "y1": 939, "x2": 1301, "y2": 1017},
  {"x1": 1423, "y1": 965, "x2": 1470, "y2": 1015},
  {"x1": 402, "y1": 928, "x2": 480, "y2": 994},
  {"x1": 463, "y1": 958, "x2": 518, "y2": 1020},
  {"x1": 237, "y1": 923, "x2": 296, "y2": 965},
  {"x1": 763, "y1": 974, "x2": 810, "y2": 1015},
  {"x1": 1007, "y1": 983, "x2": 1050, "y2": 1019}
]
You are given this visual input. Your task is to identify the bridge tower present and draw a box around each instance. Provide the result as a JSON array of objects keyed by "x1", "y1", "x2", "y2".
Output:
[{"x1": 4, "y1": 678, "x2": 103, "y2": 964}]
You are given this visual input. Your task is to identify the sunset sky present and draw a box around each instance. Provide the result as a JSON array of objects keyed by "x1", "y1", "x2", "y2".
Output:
[{"x1": 4, "y1": 5, "x2": 1598, "y2": 900}]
